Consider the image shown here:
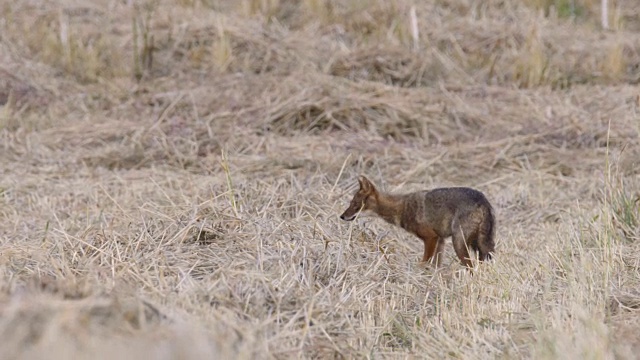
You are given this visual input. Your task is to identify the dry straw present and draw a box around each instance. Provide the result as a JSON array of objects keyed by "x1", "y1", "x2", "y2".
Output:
[{"x1": 0, "y1": 0, "x2": 639, "y2": 358}]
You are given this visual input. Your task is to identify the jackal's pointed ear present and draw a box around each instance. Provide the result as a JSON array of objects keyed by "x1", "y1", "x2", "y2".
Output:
[{"x1": 358, "y1": 176, "x2": 374, "y2": 193}]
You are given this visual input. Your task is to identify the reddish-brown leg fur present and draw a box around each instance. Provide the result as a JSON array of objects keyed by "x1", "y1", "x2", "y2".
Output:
[
  {"x1": 422, "y1": 238, "x2": 436, "y2": 262},
  {"x1": 418, "y1": 228, "x2": 440, "y2": 263}
]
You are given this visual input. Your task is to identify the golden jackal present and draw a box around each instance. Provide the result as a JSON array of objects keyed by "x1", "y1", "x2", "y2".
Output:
[{"x1": 340, "y1": 176, "x2": 495, "y2": 268}]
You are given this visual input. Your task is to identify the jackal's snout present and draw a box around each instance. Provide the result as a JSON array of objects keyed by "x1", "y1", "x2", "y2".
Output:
[
  {"x1": 340, "y1": 176, "x2": 375, "y2": 222},
  {"x1": 339, "y1": 211, "x2": 356, "y2": 221},
  {"x1": 339, "y1": 192, "x2": 364, "y2": 221}
]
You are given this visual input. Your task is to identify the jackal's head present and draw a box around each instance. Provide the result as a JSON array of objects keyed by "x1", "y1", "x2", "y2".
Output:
[{"x1": 340, "y1": 176, "x2": 378, "y2": 221}]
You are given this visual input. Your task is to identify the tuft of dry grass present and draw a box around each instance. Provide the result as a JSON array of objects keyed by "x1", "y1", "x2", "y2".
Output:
[{"x1": 1, "y1": 0, "x2": 640, "y2": 358}]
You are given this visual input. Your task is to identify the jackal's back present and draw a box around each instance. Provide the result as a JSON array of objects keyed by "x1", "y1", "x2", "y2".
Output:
[{"x1": 402, "y1": 187, "x2": 494, "y2": 240}]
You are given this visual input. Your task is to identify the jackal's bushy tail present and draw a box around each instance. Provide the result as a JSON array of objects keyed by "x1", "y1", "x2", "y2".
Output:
[{"x1": 478, "y1": 205, "x2": 496, "y2": 261}]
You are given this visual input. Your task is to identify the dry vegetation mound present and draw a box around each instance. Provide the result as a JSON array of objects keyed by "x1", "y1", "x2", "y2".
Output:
[{"x1": 1, "y1": 0, "x2": 640, "y2": 358}]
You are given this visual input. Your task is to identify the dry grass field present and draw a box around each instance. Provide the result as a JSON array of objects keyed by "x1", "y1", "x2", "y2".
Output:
[{"x1": 1, "y1": 0, "x2": 640, "y2": 358}]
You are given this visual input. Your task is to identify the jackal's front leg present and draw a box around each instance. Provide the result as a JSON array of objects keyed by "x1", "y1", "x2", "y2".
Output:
[
  {"x1": 418, "y1": 228, "x2": 440, "y2": 264},
  {"x1": 433, "y1": 238, "x2": 446, "y2": 267}
]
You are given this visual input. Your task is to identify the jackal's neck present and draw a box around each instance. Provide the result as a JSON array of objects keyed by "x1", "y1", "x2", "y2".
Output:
[{"x1": 373, "y1": 192, "x2": 406, "y2": 227}]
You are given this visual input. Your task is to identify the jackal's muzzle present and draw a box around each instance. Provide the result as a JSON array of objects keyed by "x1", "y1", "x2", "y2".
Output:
[{"x1": 339, "y1": 212, "x2": 356, "y2": 221}]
